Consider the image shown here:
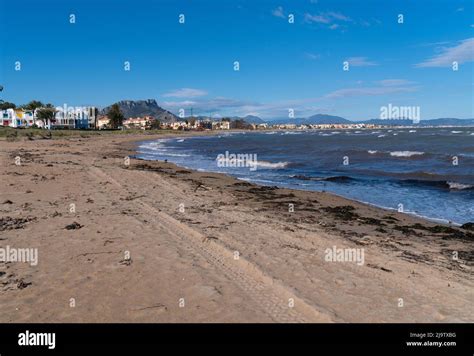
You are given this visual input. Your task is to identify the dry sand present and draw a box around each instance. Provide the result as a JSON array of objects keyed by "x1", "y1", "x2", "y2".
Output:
[{"x1": 0, "y1": 133, "x2": 472, "y2": 322}]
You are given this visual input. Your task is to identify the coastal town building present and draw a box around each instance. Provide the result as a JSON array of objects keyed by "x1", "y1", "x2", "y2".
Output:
[
  {"x1": 0, "y1": 107, "x2": 97, "y2": 129},
  {"x1": 123, "y1": 116, "x2": 155, "y2": 130},
  {"x1": 0, "y1": 109, "x2": 35, "y2": 128},
  {"x1": 211, "y1": 120, "x2": 230, "y2": 130},
  {"x1": 96, "y1": 116, "x2": 108, "y2": 129}
]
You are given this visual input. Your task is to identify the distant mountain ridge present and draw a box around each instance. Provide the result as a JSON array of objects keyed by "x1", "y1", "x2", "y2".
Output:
[
  {"x1": 101, "y1": 99, "x2": 178, "y2": 122},
  {"x1": 359, "y1": 118, "x2": 474, "y2": 126},
  {"x1": 270, "y1": 114, "x2": 351, "y2": 125},
  {"x1": 100, "y1": 100, "x2": 474, "y2": 127},
  {"x1": 178, "y1": 114, "x2": 266, "y2": 124},
  {"x1": 267, "y1": 115, "x2": 474, "y2": 126}
]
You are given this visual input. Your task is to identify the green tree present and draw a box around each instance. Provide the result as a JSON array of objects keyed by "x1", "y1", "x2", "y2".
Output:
[
  {"x1": 232, "y1": 119, "x2": 250, "y2": 129},
  {"x1": 107, "y1": 103, "x2": 124, "y2": 129},
  {"x1": 147, "y1": 119, "x2": 161, "y2": 130},
  {"x1": 21, "y1": 100, "x2": 45, "y2": 111},
  {"x1": 0, "y1": 101, "x2": 16, "y2": 110},
  {"x1": 36, "y1": 106, "x2": 57, "y2": 128}
]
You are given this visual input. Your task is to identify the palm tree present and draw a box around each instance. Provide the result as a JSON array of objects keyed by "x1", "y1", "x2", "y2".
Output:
[{"x1": 36, "y1": 105, "x2": 57, "y2": 129}]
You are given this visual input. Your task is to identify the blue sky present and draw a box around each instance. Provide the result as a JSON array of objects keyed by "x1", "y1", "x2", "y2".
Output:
[{"x1": 1, "y1": 0, "x2": 473, "y2": 120}]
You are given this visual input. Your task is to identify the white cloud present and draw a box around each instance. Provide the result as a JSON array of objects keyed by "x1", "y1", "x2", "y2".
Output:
[
  {"x1": 304, "y1": 11, "x2": 351, "y2": 24},
  {"x1": 272, "y1": 6, "x2": 285, "y2": 18},
  {"x1": 160, "y1": 80, "x2": 418, "y2": 118},
  {"x1": 324, "y1": 85, "x2": 417, "y2": 99},
  {"x1": 162, "y1": 88, "x2": 208, "y2": 98},
  {"x1": 329, "y1": 24, "x2": 339, "y2": 30},
  {"x1": 345, "y1": 56, "x2": 378, "y2": 66},
  {"x1": 162, "y1": 100, "x2": 197, "y2": 108},
  {"x1": 305, "y1": 52, "x2": 321, "y2": 60},
  {"x1": 415, "y1": 38, "x2": 474, "y2": 67},
  {"x1": 324, "y1": 79, "x2": 418, "y2": 99},
  {"x1": 377, "y1": 79, "x2": 416, "y2": 87},
  {"x1": 327, "y1": 12, "x2": 351, "y2": 21},
  {"x1": 304, "y1": 13, "x2": 331, "y2": 24}
]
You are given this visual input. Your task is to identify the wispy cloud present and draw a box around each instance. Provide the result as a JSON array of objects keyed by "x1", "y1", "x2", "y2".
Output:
[
  {"x1": 324, "y1": 85, "x2": 417, "y2": 99},
  {"x1": 305, "y1": 52, "x2": 321, "y2": 60},
  {"x1": 161, "y1": 79, "x2": 418, "y2": 118},
  {"x1": 304, "y1": 13, "x2": 331, "y2": 24},
  {"x1": 272, "y1": 6, "x2": 285, "y2": 18},
  {"x1": 162, "y1": 88, "x2": 208, "y2": 98},
  {"x1": 162, "y1": 100, "x2": 197, "y2": 109},
  {"x1": 377, "y1": 79, "x2": 416, "y2": 87},
  {"x1": 326, "y1": 11, "x2": 351, "y2": 22},
  {"x1": 162, "y1": 97, "x2": 259, "y2": 113},
  {"x1": 345, "y1": 56, "x2": 378, "y2": 66},
  {"x1": 304, "y1": 11, "x2": 351, "y2": 24},
  {"x1": 415, "y1": 38, "x2": 474, "y2": 67}
]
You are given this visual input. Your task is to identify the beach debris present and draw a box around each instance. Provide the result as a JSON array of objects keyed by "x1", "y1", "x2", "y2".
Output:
[
  {"x1": 397, "y1": 223, "x2": 474, "y2": 241},
  {"x1": 194, "y1": 184, "x2": 212, "y2": 192},
  {"x1": 41, "y1": 131, "x2": 52, "y2": 139},
  {"x1": 16, "y1": 279, "x2": 32, "y2": 290},
  {"x1": 461, "y1": 222, "x2": 474, "y2": 231},
  {"x1": 233, "y1": 181, "x2": 253, "y2": 187},
  {"x1": 367, "y1": 263, "x2": 392, "y2": 273},
  {"x1": 2, "y1": 200, "x2": 13, "y2": 204},
  {"x1": 65, "y1": 221, "x2": 83, "y2": 230},
  {"x1": 202, "y1": 236, "x2": 218, "y2": 243},
  {"x1": 322, "y1": 205, "x2": 358, "y2": 221},
  {"x1": 119, "y1": 258, "x2": 132, "y2": 266},
  {"x1": 133, "y1": 303, "x2": 167, "y2": 312},
  {"x1": 0, "y1": 217, "x2": 35, "y2": 232}
]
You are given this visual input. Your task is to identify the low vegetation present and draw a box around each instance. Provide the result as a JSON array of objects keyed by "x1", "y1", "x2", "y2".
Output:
[{"x1": 0, "y1": 127, "x2": 182, "y2": 140}]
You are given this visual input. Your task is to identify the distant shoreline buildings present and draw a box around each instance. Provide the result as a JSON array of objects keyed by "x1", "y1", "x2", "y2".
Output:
[
  {"x1": 0, "y1": 107, "x2": 96, "y2": 129},
  {"x1": 1, "y1": 107, "x2": 472, "y2": 131}
]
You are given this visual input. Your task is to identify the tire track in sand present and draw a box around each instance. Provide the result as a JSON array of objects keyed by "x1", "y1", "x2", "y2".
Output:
[{"x1": 89, "y1": 165, "x2": 333, "y2": 323}]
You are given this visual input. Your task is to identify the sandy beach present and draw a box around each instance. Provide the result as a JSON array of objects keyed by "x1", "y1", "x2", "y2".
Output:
[{"x1": 0, "y1": 132, "x2": 472, "y2": 323}]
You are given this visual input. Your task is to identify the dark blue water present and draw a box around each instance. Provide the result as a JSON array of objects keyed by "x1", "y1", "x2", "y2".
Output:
[{"x1": 137, "y1": 128, "x2": 474, "y2": 224}]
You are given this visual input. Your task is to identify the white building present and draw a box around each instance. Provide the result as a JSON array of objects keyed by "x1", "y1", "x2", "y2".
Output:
[
  {"x1": 0, "y1": 107, "x2": 97, "y2": 129},
  {"x1": 0, "y1": 109, "x2": 35, "y2": 128},
  {"x1": 212, "y1": 120, "x2": 230, "y2": 130}
]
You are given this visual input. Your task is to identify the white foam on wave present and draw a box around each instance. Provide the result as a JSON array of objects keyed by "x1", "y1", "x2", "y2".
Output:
[
  {"x1": 447, "y1": 182, "x2": 473, "y2": 190},
  {"x1": 389, "y1": 151, "x2": 425, "y2": 157},
  {"x1": 257, "y1": 160, "x2": 289, "y2": 169},
  {"x1": 368, "y1": 150, "x2": 378, "y2": 154}
]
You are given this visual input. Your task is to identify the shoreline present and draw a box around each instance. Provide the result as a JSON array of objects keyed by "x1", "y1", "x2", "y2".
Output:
[
  {"x1": 0, "y1": 133, "x2": 472, "y2": 322},
  {"x1": 131, "y1": 133, "x2": 472, "y2": 227}
]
